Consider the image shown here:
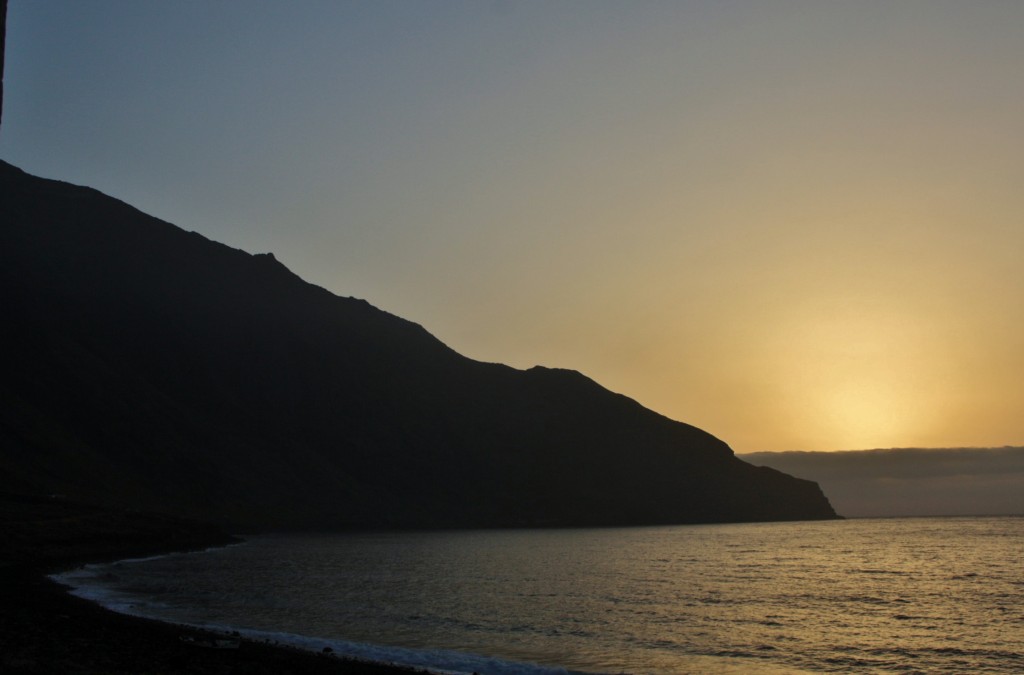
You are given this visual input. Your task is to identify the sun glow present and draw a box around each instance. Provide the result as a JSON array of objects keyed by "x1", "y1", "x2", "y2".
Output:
[
  {"x1": 816, "y1": 380, "x2": 917, "y2": 450},
  {"x1": 751, "y1": 299, "x2": 948, "y2": 451}
]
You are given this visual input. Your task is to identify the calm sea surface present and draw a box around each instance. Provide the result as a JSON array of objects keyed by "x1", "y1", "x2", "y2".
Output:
[{"x1": 56, "y1": 518, "x2": 1023, "y2": 674}]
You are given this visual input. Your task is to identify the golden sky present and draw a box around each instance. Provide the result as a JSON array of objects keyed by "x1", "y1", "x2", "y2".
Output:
[{"x1": 4, "y1": 2, "x2": 1022, "y2": 451}]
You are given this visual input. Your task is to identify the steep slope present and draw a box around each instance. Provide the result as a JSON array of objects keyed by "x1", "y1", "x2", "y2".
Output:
[{"x1": 1, "y1": 161, "x2": 837, "y2": 528}]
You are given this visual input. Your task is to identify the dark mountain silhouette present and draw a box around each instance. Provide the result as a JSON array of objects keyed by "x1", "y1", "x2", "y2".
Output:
[{"x1": 1, "y1": 161, "x2": 837, "y2": 529}]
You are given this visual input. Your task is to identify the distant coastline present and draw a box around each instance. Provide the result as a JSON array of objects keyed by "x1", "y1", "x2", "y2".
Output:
[{"x1": 740, "y1": 446, "x2": 1024, "y2": 518}]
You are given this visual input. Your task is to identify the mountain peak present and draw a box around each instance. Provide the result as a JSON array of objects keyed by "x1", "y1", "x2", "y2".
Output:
[{"x1": 1, "y1": 162, "x2": 838, "y2": 529}]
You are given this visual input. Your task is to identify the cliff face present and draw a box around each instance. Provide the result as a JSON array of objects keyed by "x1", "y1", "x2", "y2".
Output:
[{"x1": 1, "y1": 161, "x2": 838, "y2": 529}]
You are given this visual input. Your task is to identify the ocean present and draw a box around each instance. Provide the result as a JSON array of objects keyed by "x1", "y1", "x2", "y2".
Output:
[{"x1": 54, "y1": 517, "x2": 1023, "y2": 674}]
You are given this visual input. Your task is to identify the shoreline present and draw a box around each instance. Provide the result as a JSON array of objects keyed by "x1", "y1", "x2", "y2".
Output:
[
  {"x1": 45, "y1": 545, "x2": 576, "y2": 675},
  {"x1": 2, "y1": 564, "x2": 428, "y2": 675},
  {"x1": 0, "y1": 493, "x2": 425, "y2": 674}
]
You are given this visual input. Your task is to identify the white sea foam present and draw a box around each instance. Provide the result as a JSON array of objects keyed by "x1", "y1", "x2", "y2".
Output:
[
  {"x1": 220, "y1": 626, "x2": 571, "y2": 675},
  {"x1": 51, "y1": 566, "x2": 169, "y2": 619},
  {"x1": 51, "y1": 556, "x2": 573, "y2": 675}
]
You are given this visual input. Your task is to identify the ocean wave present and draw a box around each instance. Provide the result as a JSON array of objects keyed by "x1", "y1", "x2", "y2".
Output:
[{"x1": 51, "y1": 564, "x2": 575, "y2": 675}]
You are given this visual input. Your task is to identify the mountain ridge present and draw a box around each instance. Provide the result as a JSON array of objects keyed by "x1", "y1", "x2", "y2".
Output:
[{"x1": 1, "y1": 160, "x2": 838, "y2": 529}]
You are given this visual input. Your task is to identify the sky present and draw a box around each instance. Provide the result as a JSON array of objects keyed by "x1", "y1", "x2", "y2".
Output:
[{"x1": 3, "y1": 1, "x2": 1023, "y2": 453}]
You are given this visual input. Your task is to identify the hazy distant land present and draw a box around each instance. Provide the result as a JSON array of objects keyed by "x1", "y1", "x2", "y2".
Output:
[{"x1": 740, "y1": 447, "x2": 1024, "y2": 518}]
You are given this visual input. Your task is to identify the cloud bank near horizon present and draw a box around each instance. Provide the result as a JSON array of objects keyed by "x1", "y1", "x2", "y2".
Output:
[{"x1": 740, "y1": 447, "x2": 1024, "y2": 518}]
